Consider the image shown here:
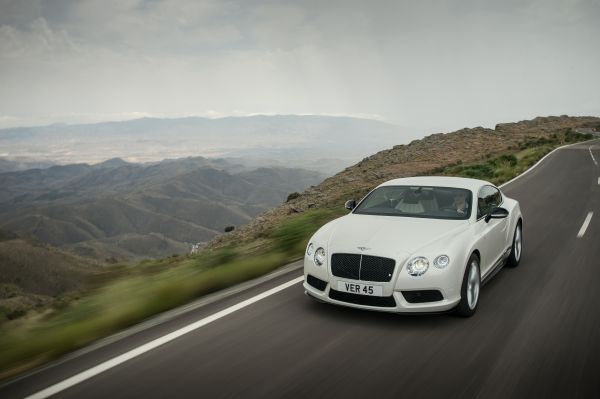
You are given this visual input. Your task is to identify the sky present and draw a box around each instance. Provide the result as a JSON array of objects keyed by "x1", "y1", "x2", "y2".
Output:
[{"x1": 0, "y1": 0, "x2": 599, "y2": 132}]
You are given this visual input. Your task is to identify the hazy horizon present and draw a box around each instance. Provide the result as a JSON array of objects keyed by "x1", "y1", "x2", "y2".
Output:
[
  {"x1": 1, "y1": 0, "x2": 599, "y2": 133},
  {"x1": 0, "y1": 114, "x2": 418, "y2": 174}
]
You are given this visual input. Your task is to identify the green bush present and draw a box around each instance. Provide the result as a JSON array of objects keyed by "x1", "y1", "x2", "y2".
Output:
[
  {"x1": 202, "y1": 247, "x2": 239, "y2": 268},
  {"x1": 491, "y1": 154, "x2": 517, "y2": 168},
  {"x1": 271, "y1": 209, "x2": 338, "y2": 254},
  {"x1": 286, "y1": 192, "x2": 301, "y2": 202}
]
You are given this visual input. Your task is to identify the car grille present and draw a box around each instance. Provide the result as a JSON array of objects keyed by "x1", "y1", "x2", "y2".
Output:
[
  {"x1": 329, "y1": 289, "x2": 396, "y2": 307},
  {"x1": 331, "y1": 253, "x2": 395, "y2": 282}
]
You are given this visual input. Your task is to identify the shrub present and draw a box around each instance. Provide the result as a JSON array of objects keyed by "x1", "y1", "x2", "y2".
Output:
[
  {"x1": 204, "y1": 247, "x2": 239, "y2": 268},
  {"x1": 286, "y1": 192, "x2": 300, "y2": 202},
  {"x1": 271, "y1": 209, "x2": 338, "y2": 254},
  {"x1": 491, "y1": 154, "x2": 517, "y2": 168}
]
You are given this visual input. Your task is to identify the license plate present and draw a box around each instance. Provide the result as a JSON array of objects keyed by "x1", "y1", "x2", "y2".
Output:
[{"x1": 337, "y1": 281, "x2": 383, "y2": 296}]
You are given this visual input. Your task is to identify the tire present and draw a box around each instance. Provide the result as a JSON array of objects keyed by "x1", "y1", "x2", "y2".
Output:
[
  {"x1": 506, "y1": 221, "x2": 522, "y2": 268},
  {"x1": 455, "y1": 254, "x2": 481, "y2": 317}
]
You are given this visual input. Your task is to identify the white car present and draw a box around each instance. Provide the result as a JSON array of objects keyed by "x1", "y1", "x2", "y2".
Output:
[{"x1": 303, "y1": 176, "x2": 523, "y2": 316}]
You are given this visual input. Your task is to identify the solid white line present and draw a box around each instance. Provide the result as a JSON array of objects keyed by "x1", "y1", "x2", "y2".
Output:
[
  {"x1": 577, "y1": 212, "x2": 593, "y2": 238},
  {"x1": 597, "y1": 177, "x2": 600, "y2": 185},
  {"x1": 589, "y1": 146, "x2": 598, "y2": 166},
  {"x1": 26, "y1": 276, "x2": 304, "y2": 399}
]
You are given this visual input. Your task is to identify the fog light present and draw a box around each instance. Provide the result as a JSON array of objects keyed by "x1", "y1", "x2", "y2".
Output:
[{"x1": 434, "y1": 255, "x2": 450, "y2": 268}]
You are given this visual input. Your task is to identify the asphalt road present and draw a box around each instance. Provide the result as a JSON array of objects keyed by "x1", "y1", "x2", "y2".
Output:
[{"x1": 2, "y1": 140, "x2": 599, "y2": 399}]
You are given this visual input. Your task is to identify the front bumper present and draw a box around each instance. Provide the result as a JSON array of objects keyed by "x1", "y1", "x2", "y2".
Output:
[{"x1": 304, "y1": 253, "x2": 462, "y2": 313}]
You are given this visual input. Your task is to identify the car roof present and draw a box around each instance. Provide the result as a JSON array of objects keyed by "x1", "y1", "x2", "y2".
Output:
[{"x1": 377, "y1": 176, "x2": 494, "y2": 192}]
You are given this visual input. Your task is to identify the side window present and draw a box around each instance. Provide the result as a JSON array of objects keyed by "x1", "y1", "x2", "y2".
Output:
[{"x1": 477, "y1": 186, "x2": 502, "y2": 219}]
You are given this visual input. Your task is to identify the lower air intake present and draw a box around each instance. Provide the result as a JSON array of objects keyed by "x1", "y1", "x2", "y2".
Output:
[
  {"x1": 329, "y1": 289, "x2": 396, "y2": 307},
  {"x1": 306, "y1": 275, "x2": 328, "y2": 291},
  {"x1": 401, "y1": 290, "x2": 444, "y2": 303}
]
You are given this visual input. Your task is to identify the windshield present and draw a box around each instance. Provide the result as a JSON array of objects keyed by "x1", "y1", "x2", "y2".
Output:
[{"x1": 353, "y1": 185, "x2": 472, "y2": 220}]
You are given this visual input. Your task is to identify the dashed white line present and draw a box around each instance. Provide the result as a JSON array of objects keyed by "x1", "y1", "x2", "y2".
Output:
[
  {"x1": 597, "y1": 177, "x2": 599, "y2": 185},
  {"x1": 25, "y1": 276, "x2": 304, "y2": 399},
  {"x1": 577, "y1": 212, "x2": 593, "y2": 238},
  {"x1": 589, "y1": 146, "x2": 598, "y2": 166}
]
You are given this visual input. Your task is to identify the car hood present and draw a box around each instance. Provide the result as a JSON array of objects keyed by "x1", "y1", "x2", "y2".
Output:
[{"x1": 324, "y1": 214, "x2": 470, "y2": 258}]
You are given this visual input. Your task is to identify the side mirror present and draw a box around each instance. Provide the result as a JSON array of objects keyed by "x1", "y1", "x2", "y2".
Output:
[
  {"x1": 485, "y1": 207, "x2": 509, "y2": 222},
  {"x1": 345, "y1": 199, "x2": 356, "y2": 211}
]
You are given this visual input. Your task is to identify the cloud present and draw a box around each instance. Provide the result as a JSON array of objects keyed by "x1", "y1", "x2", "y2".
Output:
[
  {"x1": 0, "y1": 0, "x2": 599, "y2": 130},
  {"x1": 0, "y1": 17, "x2": 79, "y2": 60}
]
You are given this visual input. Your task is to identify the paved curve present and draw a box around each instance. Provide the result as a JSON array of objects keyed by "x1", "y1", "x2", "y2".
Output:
[{"x1": 2, "y1": 140, "x2": 599, "y2": 399}]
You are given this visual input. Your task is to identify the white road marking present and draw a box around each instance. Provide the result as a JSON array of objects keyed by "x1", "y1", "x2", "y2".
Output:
[
  {"x1": 577, "y1": 212, "x2": 593, "y2": 238},
  {"x1": 590, "y1": 146, "x2": 598, "y2": 166},
  {"x1": 25, "y1": 276, "x2": 304, "y2": 399},
  {"x1": 597, "y1": 177, "x2": 599, "y2": 185}
]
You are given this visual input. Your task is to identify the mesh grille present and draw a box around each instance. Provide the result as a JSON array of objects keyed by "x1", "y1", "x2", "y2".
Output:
[
  {"x1": 331, "y1": 254, "x2": 361, "y2": 280},
  {"x1": 331, "y1": 253, "x2": 395, "y2": 282},
  {"x1": 360, "y1": 255, "x2": 395, "y2": 282}
]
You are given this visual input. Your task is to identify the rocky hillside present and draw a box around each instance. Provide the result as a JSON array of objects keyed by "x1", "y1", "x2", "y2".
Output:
[{"x1": 209, "y1": 115, "x2": 600, "y2": 249}]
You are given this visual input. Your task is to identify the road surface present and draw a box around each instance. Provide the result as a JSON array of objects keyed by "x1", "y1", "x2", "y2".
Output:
[{"x1": 1, "y1": 140, "x2": 599, "y2": 399}]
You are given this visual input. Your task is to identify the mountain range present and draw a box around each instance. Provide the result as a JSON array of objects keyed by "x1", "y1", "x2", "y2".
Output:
[{"x1": 0, "y1": 157, "x2": 325, "y2": 261}]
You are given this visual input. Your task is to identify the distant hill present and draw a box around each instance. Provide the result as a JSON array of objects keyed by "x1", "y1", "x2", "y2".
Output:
[
  {"x1": 0, "y1": 158, "x2": 55, "y2": 173},
  {"x1": 0, "y1": 157, "x2": 325, "y2": 261},
  {"x1": 0, "y1": 115, "x2": 416, "y2": 174},
  {"x1": 0, "y1": 229, "x2": 101, "y2": 322}
]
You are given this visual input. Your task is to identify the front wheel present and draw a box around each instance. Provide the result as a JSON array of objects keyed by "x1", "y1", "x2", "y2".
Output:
[
  {"x1": 506, "y1": 222, "x2": 522, "y2": 268},
  {"x1": 455, "y1": 254, "x2": 481, "y2": 317}
]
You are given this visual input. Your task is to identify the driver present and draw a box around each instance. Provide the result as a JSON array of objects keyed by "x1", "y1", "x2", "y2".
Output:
[{"x1": 453, "y1": 192, "x2": 469, "y2": 214}]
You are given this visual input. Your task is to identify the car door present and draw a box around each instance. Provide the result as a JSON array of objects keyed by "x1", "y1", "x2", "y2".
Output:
[{"x1": 476, "y1": 185, "x2": 509, "y2": 276}]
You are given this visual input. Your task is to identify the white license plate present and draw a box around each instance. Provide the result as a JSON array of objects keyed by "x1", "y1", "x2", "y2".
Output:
[{"x1": 337, "y1": 281, "x2": 383, "y2": 296}]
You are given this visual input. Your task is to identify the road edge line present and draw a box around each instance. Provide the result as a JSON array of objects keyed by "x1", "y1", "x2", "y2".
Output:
[
  {"x1": 0, "y1": 260, "x2": 302, "y2": 389},
  {"x1": 25, "y1": 276, "x2": 304, "y2": 399},
  {"x1": 499, "y1": 139, "x2": 598, "y2": 189}
]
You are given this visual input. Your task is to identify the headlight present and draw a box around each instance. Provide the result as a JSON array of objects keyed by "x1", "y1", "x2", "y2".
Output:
[
  {"x1": 306, "y1": 243, "x2": 314, "y2": 256},
  {"x1": 314, "y1": 247, "x2": 326, "y2": 266},
  {"x1": 407, "y1": 256, "x2": 429, "y2": 276},
  {"x1": 433, "y1": 255, "x2": 450, "y2": 268}
]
